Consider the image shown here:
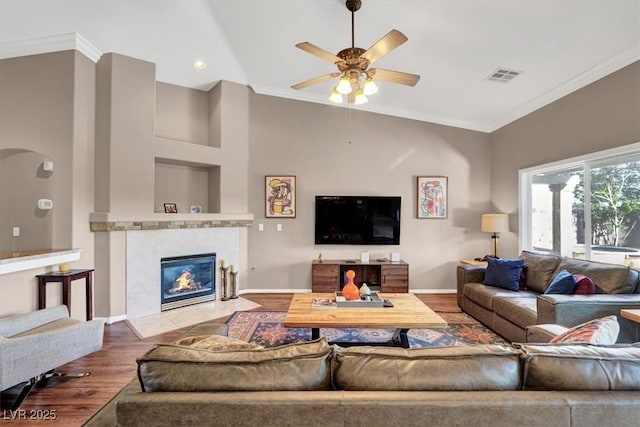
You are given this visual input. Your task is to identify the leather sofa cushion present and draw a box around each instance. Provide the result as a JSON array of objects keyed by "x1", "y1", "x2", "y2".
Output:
[
  {"x1": 493, "y1": 297, "x2": 538, "y2": 329},
  {"x1": 517, "y1": 343, "x2": 640, "y2": 390},
  {"x1": 333, "y1": 345, "x2": 521, "y2": 391},
  {"x1": 552, "y1": 258, "x2": 638, "y2": 294},
  {"x1": 137, "y1": 337, "x2": 333, "y2": 392},
  {"x1": 464, "y1": 282, "x2": 536, "y2": 311},
  {"x1": 519, "y1": 251, "x2": 562, "y2": 293}
]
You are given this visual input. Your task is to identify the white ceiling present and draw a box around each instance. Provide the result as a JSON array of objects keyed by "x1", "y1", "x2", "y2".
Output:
[{"x1": 1, "y1": 0, "x2": 639, "y2": 132}]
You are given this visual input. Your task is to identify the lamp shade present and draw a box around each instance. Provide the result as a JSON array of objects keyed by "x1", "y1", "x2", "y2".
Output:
[{"x1": 481, "y1": 213, "x2": 509, "y2": 233}]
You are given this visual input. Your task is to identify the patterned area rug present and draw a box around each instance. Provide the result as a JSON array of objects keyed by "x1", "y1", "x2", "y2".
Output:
[{"x1": 225, "y1": 311, "x2": 507, "y2": 348}]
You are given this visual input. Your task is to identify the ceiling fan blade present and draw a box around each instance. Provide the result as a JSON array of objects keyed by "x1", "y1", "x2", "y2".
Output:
[
  {"x1": 369, "y1": 68, "x2": 420, "y2": 87},
  {"x1": 291, "y1": 72, "x2": 341, "y2": 90},
  {"x1": 361, "y1": 30, "x2": 408, "y2": 65},
  {"x1": 295, "y1": 42, "x2": 343, "y2": 64}
]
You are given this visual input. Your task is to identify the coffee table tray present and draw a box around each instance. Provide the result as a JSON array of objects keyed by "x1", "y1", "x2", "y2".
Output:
[{"x1": 335, "y1": 291, "x2": 384, "y2": 307}]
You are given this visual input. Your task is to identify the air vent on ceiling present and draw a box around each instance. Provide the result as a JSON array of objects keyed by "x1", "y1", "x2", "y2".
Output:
[{"x1": 486, "y1": 68, "x2": 521, "y2": 83}]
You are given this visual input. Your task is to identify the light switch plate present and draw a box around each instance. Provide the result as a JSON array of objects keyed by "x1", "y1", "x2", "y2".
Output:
[{"x1": 12, "y1": 226, "x2": 20, "y2": 237}]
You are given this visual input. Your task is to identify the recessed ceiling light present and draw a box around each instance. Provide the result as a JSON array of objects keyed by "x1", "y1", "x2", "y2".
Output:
[{"x1": 193, "y1": 60, "x2": 207, "y2": 70}]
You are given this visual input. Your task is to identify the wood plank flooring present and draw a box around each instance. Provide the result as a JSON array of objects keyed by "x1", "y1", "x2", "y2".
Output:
[{"x1": 0, "y1": 293, "x2": 458, "y2": 426}]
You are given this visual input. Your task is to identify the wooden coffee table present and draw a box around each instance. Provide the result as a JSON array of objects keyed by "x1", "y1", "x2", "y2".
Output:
[
  {"x1": 284, "y1": 293, "x2": 447, "y2": 348},
  {"x1": 620, "y1": 309, "x2": 640, "y2": 323}
]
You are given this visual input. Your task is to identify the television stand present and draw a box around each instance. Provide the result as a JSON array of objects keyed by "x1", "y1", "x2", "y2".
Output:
[{"x1": 311, "y1": 259, "x2": 408, "y2": 293}]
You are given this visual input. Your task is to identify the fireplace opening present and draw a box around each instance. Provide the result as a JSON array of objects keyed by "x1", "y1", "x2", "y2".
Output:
[{"x1": 161, "y1": 253, "x2": 216, "y2": 311}]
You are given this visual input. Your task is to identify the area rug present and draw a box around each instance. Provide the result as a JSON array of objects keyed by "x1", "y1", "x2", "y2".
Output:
[{"x1": 225, "y1": 311, "x2": 508, "y2": 348}]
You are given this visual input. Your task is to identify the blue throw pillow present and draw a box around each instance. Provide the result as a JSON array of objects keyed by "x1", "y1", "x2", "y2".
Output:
[
  {"x1": 544, "y1": 269, "x2": 577, "y2": 294},
  {"x1": 483, "y1": 258, "x2": 525, "y2": 291}
]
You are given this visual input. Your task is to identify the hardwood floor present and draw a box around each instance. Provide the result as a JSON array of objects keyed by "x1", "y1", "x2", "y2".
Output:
[{"x1": 0, "y1": 293, "x2": 458, "y2": 426}]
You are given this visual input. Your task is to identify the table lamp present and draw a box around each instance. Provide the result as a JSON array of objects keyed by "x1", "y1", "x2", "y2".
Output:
[{"x1": 481, "y1": 213, "x2": 509, "y2": 258}]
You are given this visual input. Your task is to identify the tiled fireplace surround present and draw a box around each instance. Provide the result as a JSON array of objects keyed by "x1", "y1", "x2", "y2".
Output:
[{"x1": 90, "y1": 215, "x2": 252, "y2": 319}]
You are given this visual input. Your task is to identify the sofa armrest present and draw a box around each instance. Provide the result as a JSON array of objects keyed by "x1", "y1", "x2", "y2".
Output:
[
  {"x1": 456, "y1": 266, "x2": 486, "y2": 308},
  {"x1": 537, "y1": 294, "x2": 640, "y2": 343},
  {"x1": 525, "y1": 324, "x2": 568, "y2": 343},
  {"x1": 0, "y1": 305, "x2": 69, "y2": 337}
]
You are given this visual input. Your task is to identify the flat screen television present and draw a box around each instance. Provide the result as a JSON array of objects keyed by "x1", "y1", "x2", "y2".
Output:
[{"x1": 315, "y1": 196, "x2": 401, "y2": 245}]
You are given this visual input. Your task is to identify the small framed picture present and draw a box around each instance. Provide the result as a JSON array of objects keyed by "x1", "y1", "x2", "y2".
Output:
[
  {"x1": 265, "y1": 175, "x2": 296, "y2": 218},
  {"x1": 190, "y1": 205, "x2": 202, "y2": 214},
  {"x1": 417, "y1": 176, "x2": 448, "y2": 219},
  {"x1": 164, "y1": 203, "x2": 178, "y2": 213}
]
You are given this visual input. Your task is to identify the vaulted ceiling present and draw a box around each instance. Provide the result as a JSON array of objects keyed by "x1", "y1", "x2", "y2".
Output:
[{"x1": 1, "y1": 1, "x2": 638, "y2": 132}]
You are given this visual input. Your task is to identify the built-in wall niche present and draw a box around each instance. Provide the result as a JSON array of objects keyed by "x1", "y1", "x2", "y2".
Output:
[
  {"x1": 0, "y1": 149, "x2": 53, "y2": 252},
  {"x1": 154, "y1": 158, "x2": 220, "y2": 214}
]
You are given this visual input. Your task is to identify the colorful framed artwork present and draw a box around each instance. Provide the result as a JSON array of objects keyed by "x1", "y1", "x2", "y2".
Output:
[
  {"x1": 417, "y1": 176, "x2": 448, "y2": 219},
  {"x1": 164, "y1": 203, "x2": 178, "y2": 213},
  {"x1": 265, "y1": 175, "x2": 296, "y2": 218}
]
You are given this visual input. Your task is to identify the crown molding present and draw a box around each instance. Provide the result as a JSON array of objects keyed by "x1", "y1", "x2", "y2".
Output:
[
  {"x1": 0, "y1": 32, "x2": 102, "y2": 63},
  {"x1": 489, "y1": 44, "x2": 640, "y2": 132}
]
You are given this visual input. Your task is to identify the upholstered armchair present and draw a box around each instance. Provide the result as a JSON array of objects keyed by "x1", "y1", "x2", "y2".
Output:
[{"x1": 0, "y1": 305, "x2": 105, "y2": 409}]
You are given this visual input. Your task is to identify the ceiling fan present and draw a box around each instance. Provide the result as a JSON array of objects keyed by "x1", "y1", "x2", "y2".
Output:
[{"x1": 291, "y1": 0, "x2": 420, "y2": 105}]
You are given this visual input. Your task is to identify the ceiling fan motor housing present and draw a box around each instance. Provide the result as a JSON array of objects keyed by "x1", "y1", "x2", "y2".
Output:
[
  {"x1": 346, "y1": 0, "x2": 362, "y2": 13},
  {"x1": 337, "y1": 47, "x2": 369, "y2": 72}
]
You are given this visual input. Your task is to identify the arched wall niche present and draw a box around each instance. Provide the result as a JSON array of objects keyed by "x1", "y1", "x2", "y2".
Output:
[{"x1": 0, "y1": 148, "x2": 54, "y2": 252}]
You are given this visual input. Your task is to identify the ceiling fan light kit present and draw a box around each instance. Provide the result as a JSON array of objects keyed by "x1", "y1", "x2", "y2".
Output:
[{"x1": 292, "y1": 0, "x2": 420, "y2": 106}]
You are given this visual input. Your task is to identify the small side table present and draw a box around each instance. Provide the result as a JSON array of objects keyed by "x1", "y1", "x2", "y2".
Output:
[{"x1": 36, "y1": 269, "x2": 94, "y2": 320}]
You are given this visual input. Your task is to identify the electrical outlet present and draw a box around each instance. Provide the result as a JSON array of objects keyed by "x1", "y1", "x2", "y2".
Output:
[{"x1": 12, "y1": 226, "x2": 20, "y2": 237}]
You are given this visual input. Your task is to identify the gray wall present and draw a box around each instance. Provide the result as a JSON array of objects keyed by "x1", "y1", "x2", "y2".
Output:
[
  {"x1": 0, "y1": 150, "x2": 53, "y2": 252},
  {"x1": 0, "y1": 51, "x2": 95, "y2": 318},
  {"x1": 491, "y1": 61, "x2": 640, "y2": 257},
  {"x1": 246, "y1": 94, "x2": 492, "y2": 291}
]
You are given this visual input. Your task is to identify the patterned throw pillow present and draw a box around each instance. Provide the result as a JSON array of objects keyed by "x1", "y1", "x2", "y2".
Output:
[
  {"x1": 173, "y1": 335, "x2": 264, "y2": 351},
  {"x1": 544, "y1": 269, "x2": 576, "y2": 294},
  {"x1": 549, "y1": 315, "x2": 620, "y2": 344},
  {"x1": 519, "y1": 265, "x2": 528, "y2": 290},
  {"x1": 573, "y1": 274, "x2": 596, "y2": 295}
]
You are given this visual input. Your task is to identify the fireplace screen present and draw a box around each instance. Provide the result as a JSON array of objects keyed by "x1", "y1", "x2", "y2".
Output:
[{"x1": 161, "y1": 253, "x2": 216, "y2": 311}]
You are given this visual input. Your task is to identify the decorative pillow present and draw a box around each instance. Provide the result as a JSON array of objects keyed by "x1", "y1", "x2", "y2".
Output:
[
  {"x1": 483, "y1": 258, "x2": 525, "y2": 291},
  {"x1": 549, "y1": 315, "x2": 620, "y2": 344},
  {"x1": 173, "y1": 334, "x2": 263, "y2": 351},
  {"x1": 519, "y1": 265, "x2": 528, "y2": 290},
  {"x1": 544, "y1": 269, "x2": 576, "y2": 294},
  {"x1": 573, "y1": 274, "x2": 596, "y2": 295}
]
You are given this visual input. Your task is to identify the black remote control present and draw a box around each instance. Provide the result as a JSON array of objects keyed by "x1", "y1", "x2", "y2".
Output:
[{"x1": 383, "y1": 299, "x2": 394, "y2": 307}]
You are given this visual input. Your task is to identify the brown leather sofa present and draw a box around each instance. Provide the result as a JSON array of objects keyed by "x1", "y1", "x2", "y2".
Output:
[
  {"x1": 85, "y1": 323, "x2": 640, "y2": 427},
  {"x1": 457, "y1": 251, "x2": 640, "y2": 343}
]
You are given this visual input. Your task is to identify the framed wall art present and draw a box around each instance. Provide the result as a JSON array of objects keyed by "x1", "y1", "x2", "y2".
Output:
[
  {"x1": 164, "y1": 203, "x2": 178, "y2": 213},
  {"x1": 265, "y1": 175, "x2": 296, "y2": 218},
  {"x1": 417, "y1": 176, "x2": 448, "y2": 219}
]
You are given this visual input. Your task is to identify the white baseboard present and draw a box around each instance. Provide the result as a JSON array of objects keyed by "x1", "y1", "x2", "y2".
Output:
[{"x1": 97, "y1": 314, "x2": 127, "y2": 324}]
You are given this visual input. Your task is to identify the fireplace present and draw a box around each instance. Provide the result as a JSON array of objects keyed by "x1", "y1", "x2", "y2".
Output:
[{"x1": 160, "y1": 253, "x2": 216, "y2": 311}]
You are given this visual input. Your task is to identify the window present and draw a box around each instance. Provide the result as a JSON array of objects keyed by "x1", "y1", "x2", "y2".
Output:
[{"x1": 520, "y1": 142, "x2": 640, "y2": 267}]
